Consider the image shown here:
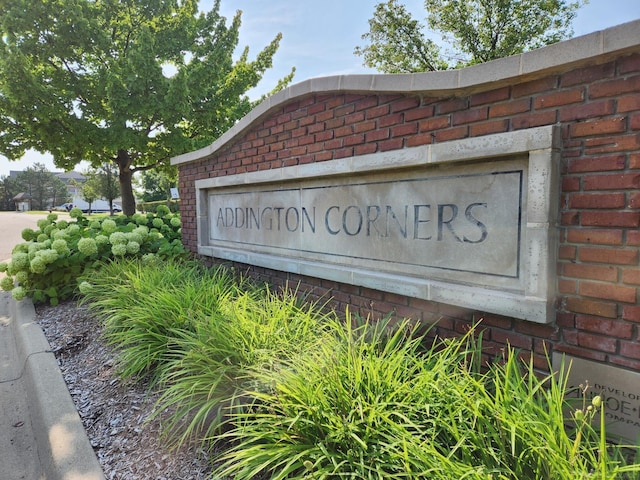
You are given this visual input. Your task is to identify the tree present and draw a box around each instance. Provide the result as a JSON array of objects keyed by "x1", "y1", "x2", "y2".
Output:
[
  {"x1": 71, "y1": 165, "x2": 119, "y2": 213},
  {"x1": 95, "y1": 163, "x2": 120, "y2": 214},
  {"x1": 0, "y1": 0, "x2": 294, "y2": 215},
  {"x1": 138, "y1": 168, "x2": 176, "y2": 202},
  {"x1": 354, "y1": 1, "x2": 448, "y2": 73},
  {"x1": 79, "y1": 176, "x2": 99, "y2": 213},
  {"x1": 0, "y1": 175, "x2": 19, "y2": 211},
  {"x1": 47, "y1": 173, "x2": 70, "y2": 210},
  {"x1": 355, "y1": 0, "x2": 584, "y2": 72}
]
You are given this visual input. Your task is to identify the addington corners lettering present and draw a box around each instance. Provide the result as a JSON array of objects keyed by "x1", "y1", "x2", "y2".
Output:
[
  {"x1": 216, "y1": 202, "x2": 489, "y2": 243},
  {"x1": 207, "y1": 170, "x2": 523, "y2": 279}
]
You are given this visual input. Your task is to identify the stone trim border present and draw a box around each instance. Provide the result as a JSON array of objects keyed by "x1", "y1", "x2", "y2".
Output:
[
  {"x1": 195, "y1": 126, "x2": 560, "y2": 323},
  {"x1": 172, "y1": 19, "x2": 640, "y2": 168}
]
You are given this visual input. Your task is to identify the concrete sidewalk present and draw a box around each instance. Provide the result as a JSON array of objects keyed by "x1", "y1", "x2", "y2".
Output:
[{"x1": 0, "y1": 291, "x2": 104, "y2": 480}]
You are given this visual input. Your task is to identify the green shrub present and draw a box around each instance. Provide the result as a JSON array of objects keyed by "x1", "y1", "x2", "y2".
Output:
[
  {"x1": 79, "y1": 256, "x2": 333, "y2": 447},
  {"x1": 0, "y1": 211, "x2": 186, "y2": 304},
  {"x1": 137, "y1": 199, "x2": 180, "y2": 214},
  {"x1": 213, "y1": 320, "x2": 640, "y2": 480},
  {"x1": 156, "y1": 285, "x2": 333, "y2": 446},
  {"x1": 213, "y1": 315, "x2": 456, "y2": 479},
  {"x1": 80, "y1": 258, "x2": 240, "y2": 384},
  {"x1": 69, "y1": 249, "x2": 640, "y2": 478}
]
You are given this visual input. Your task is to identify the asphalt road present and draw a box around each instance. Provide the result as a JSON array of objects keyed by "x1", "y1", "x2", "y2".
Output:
[{"x1": 0, "y1": 211, "x2": 53, "y2": 262}]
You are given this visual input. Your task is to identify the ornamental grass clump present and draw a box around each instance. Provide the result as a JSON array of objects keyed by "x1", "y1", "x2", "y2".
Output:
[
  {"x1": 0, "y1": 208, "x2": 186, "y2": 304},
  {"x1": 78, "y1": 256, "x2": 333, "y2": 446},
  {"x1": 213, "y1": 319, "x2": 640, "y2": 480},
  {"x1": 213, "y1": 314, "x2": 466, "y2": 479},
  {"x1": 155, "y1": 285, "x2": 333, "y2": 446},
  {"x1": 67, "y1": 236, "x2": 639, "y2": 477},
  {"x1": 80, "y1": 257, "x2": 243, "y2": 385}
]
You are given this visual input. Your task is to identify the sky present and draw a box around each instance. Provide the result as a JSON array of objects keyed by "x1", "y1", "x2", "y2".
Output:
[{"x1": 1, "y1": 0, "x2": 639, "y2": 177}]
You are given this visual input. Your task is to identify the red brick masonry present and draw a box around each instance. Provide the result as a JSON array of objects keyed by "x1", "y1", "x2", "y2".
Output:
[{"x1": 176, "y1": 30, "x2": 640, "y2": 373}]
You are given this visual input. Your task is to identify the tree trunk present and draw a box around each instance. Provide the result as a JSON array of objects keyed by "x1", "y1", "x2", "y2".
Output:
[{"x1": 115, "y1": 150, "x2": 136, "y2": 216}]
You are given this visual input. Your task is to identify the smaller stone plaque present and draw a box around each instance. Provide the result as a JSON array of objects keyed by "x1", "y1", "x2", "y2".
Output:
[{"x1": 553, "y1": 353, "x2": 640, "y2": 443}]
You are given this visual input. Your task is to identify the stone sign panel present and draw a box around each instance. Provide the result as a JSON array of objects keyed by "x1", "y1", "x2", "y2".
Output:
[
  {"x1": 554, "y1": 353, "x2": 640, "y2": 443},
  {"x1": 196, "y1": 127, "x2": 559, "y2": 323},
  {"x1": 210, "y1": 166, "x2": 523, "y2": 283}
]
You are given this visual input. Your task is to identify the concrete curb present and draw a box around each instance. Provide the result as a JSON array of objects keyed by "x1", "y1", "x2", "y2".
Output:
[{"x1": 11, "y1": 298, "x2": 105, "y2": 480}]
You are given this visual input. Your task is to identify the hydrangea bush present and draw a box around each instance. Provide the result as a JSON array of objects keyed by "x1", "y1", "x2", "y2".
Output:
[{"x1": 0, "y1": 205, "x2": 186, "y2": 305}]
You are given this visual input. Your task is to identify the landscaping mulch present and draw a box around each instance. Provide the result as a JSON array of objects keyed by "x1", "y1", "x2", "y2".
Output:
[{"x1": 36, "y1": 300, "x2": 213, "y2": 480}]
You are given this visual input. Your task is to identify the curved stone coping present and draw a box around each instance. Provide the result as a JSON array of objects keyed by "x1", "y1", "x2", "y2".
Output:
[
  {"x1": 172, "y1": 19, "x2": 640, "y2": 167},
  {"x1": 11, "y1": 298, "x2": 105, "y2": 480}
]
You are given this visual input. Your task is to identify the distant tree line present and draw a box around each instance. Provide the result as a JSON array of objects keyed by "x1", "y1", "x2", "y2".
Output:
[
  {"x1": 0, "y1": 162, "x2": 68, "y2": 211},
  {"x1": 0, "y1": 161, "x2": 175, "y2": 212}
]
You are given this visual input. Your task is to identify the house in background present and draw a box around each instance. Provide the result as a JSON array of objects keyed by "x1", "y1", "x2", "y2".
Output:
[
  {"x1": 8, "y1": 170, "x2": 86, "y2": 210},
  {"x1": 12, "y1": 192, "x2": 31, "y2": 211},
  {"x1": 54, "y1": 171, "x2": 86, "y2": 198},
  {"x1": 8, "y1": 169, "x2": 124, "y2": 211}
]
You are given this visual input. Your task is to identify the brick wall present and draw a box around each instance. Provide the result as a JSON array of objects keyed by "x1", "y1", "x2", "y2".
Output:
[{"x1": 177, "y1": 51, "x2": 640, "y2": 372}]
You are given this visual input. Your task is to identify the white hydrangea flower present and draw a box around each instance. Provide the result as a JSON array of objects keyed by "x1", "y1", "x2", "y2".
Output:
[
  {"x1": 11, "y1": 286, "x2": 26, "y2": 301},
  {"x1": 78, "y1": 238, "x2": 98, "y2": 256}
]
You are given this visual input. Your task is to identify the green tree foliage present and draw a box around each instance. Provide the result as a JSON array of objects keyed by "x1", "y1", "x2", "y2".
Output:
[
  {"x1": 2, "y1": 163, "x2": 69, "y2": 210},
  {"x1": 354, "y1": 1, "x2": 448, "y2": 73},
  {"x1": 0, "y1": 0, "x2": 294, "y2": 215},
  {"x1": 79, "y1": 171, "x2": 100, "y2": 211},
  {"x1": 0, "y1": 175, "x2": 19, "y2": 211},
  {"x1": 138, "y1": 168, "x2": 176, "y2": 202},
  {"x1": 98, "y1": 162, "x2": 120, "y2": 211},
  {"x1": 356, "y1": 0, "x2": 584, "y2": 72},
  {"x1": 76, "y1": 165, "x2": 122, "y2": 214}
]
